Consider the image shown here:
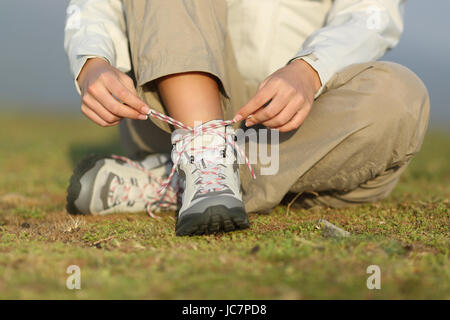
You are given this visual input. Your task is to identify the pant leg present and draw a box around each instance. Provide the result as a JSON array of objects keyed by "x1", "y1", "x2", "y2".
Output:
[
  {"x1": 121, "y1": 0, "x2": 233, "y2": 132},
  {"x1": 119, "y1": 1, "x2": 430, "y2": 213},
  {"x1": 120, "y1": 0, "x2": 247, "y2": 158},
  {"x1": 240, "y1": 61, "x2": 430, "y2": 213}
]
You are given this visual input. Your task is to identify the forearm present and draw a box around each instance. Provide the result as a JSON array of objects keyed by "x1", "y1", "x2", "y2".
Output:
[{"x1": 64, "y1": 0, "x2": 130, "y2": 94}]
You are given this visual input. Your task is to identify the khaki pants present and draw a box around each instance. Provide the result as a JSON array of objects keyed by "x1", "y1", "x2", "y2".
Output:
[{"x1": 119, "y1": 0, "x2": 430, "y2": 213}]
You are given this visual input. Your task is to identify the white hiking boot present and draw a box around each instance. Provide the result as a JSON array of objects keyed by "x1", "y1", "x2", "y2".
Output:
[
  {"x1": 171, "y1": 120, "x2": 250, "y2": 236},
  {"x1": 66, "y1": 154, "x2": 178, "y2": 216}
]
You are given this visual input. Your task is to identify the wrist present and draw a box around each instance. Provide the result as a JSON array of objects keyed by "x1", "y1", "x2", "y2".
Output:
[
  {"x1": 77, "y1": 57, "x2": 110, "y2": 86},
  {"x1": 289, "y1": 58, "x2": 322, "y2": 93}
]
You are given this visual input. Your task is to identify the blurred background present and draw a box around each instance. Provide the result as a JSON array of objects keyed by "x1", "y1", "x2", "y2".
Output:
[{"x1": 0, "y1": 0, "x2": 448, "y2": 127}]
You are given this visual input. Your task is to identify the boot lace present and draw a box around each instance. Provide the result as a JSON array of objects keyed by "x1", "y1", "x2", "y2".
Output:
[
  {"x1": 107, "y1": 155, "x2": 179, "y2": 218},
  {"x1": 110, "y1": 109, "x2": 255, "y2": 218}
]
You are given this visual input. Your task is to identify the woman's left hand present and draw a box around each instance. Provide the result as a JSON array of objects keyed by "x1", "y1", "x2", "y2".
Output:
[{"x1": 234, "y1": 59, "x2": 321, "y2": 132}]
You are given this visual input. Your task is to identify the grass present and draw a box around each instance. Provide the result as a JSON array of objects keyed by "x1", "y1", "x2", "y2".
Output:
[{"x1": 0, "y1": 112, "x2": 448, "y2": 299}]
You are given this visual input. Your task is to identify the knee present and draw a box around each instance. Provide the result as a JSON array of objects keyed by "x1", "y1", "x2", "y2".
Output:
[
  {"x1": 355, "y1": 62, "x2": 430, "y2": 168},
  {"x1": 370, "y1": 61, "x2": 430, "y2": 120},
  {"x1": 342, "y1": 61, "x2": 429, "y2": 129}
]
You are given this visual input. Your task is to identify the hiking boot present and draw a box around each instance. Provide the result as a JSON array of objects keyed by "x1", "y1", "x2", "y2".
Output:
[
  {"x1": 66, "y1": 153, "x2": 178, "y2": 216},
  {"x1": 171, "y1": 120, "x2": 250, "y2": 236}
]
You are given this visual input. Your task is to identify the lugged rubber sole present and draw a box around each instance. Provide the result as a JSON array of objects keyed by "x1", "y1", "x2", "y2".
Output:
[
  {"x1": 175, "y1": 205, "x2": 250, "y2": 236},
  {"x1": 66, "y1": 154, "x2": 106, "y2": 215}
]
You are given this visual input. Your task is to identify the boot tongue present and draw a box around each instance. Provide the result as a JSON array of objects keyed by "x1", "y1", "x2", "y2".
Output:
[
  {"x1": 171, "y1": 120, "x2": 228, "y2": 147},
  {"x1": 171, "y1": 120, "x2": 230, "y2": 163}
]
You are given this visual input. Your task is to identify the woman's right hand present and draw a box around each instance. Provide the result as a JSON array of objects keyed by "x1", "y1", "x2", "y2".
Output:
[{"x1": 77, "y1": 58, "x2": 150, "y2": 127}]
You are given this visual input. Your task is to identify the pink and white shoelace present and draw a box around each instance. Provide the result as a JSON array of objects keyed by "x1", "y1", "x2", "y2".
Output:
[{"x1": 112, "y1": 108, "x2": 255, "y2": 218}]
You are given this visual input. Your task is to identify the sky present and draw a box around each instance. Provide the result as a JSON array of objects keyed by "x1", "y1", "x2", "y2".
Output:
[{"x1": 0, "y1": 0, "x2": 448, "y2": 127}]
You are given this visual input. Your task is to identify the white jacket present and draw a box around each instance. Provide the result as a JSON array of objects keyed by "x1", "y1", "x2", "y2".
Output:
[{"x1": 64, "y1": 0, "x2": 405, "y2": 96}]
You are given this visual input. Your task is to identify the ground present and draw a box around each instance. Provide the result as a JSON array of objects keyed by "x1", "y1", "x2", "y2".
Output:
[{"x1": 0, "y1": 112, "x2": 448, "y2": 299}]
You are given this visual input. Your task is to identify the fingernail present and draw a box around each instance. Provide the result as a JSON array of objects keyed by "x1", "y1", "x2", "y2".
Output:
[
  {"x1": 141, "y1": 106, "x2": 150, "y2": 114},
  {"x1": 138, "y1": 114, "x2": 148, "y2": 120},
  {"x1": 245, "y1": 120, "x2": 255, "y2": 127},
  {"x1": 233, "y1": 114, "x2": 243, "y2": 122}
]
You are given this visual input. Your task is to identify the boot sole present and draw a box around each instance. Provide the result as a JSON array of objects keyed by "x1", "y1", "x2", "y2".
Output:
[{"x1": 175, "y1": 205, "x2": 250, "y2": 236}]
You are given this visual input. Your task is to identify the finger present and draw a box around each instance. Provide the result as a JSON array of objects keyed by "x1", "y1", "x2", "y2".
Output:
[
  {"x1": 246, "y1": 93, "x2": 287, "y2": 126},
  {"x1": 261, "y1": 98, "x2": 301, "y2": 128},
  {"x1": 257, "y1": 77, "x2": 270, "y2": 91},
  {"x1": 118, "y1": 73, "x2": 138, "y2": 95},
  {"x1": 82, "y1": 94, "x2": 121, "y2": 124},
  {"x1": 275, "y1": 105, "x2": 311, "y2": 132},
  {"x1": 234, "y1": 79, "x2": 278, "y2": 121},
  {"x1": 248, "y1": 83, "x2": 299, "y2": 126},
  {"x1": 81, "y1": 104, "x2": 120, "y2": 127},
  {"x1": 104, "y1": 75, "x2": 148, "y2": 113},
  {"x1": 90, "y1": 84, "x2": 147, "y2": 120}
]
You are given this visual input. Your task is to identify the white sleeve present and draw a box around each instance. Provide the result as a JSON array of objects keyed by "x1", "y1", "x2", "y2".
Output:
[
  {"x1": 64, "y1": 0, "x2": 131, "y2": 94},
  {"x1": 290, "y1": 0, "x2": 405, "y2": 97}
]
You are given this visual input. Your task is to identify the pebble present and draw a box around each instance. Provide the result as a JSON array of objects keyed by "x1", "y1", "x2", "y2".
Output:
[{"x1": 317, "y1": 219, "x2": 350, "y2": 238}]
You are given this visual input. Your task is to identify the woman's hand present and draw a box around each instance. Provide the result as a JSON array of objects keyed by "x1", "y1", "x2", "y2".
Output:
[
  {"x1": 234, "y1": 59, "x2": 321, "y2": 132},
  {"x1": 77, "y1": 58, "x2": 150, "y2": 127}
]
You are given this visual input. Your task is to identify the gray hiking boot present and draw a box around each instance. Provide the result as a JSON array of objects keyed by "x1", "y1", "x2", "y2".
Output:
[
  {"x1": 66, "y1": 154, "x2": 178, "y2": 216},
  {"x1": 171, "y1": 120, "x2": 250, "y2": 236}
]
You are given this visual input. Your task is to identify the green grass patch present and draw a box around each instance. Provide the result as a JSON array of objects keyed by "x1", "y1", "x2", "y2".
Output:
[{"x1": 0, "y1": 113, "x2": 448, "y2": 299}]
